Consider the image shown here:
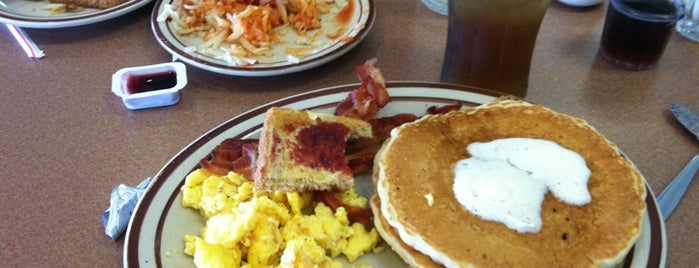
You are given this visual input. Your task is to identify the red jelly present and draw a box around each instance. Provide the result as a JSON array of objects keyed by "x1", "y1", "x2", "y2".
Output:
[
  {"x1": 292, "y1": 122, "x2": 351, "y2": 173},
  {"x1": 123, "y1": 67, "x2": 178, "y2": 94},
  {"x1": 111, "y1": 62, "x2": 187, "y2": 110}
]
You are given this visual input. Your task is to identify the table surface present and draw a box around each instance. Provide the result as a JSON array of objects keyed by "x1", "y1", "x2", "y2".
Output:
[{"x1": 1, "y1": 0, "x2": 697, "y2": 267}]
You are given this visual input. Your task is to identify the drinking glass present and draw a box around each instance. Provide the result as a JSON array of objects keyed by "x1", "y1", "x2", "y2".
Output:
[
  {"x1": 421, "y1": 0, "x2": 448, "y2": 15},
  {"x1": 599, "y1": 0, "x2": 684, "y2": 70},
  {"x1": 440, "y1": 0, "x2": 551, "y2": 98},
  {"x1": 676, "y1": 0, "x2": 699, "y2": 42}
]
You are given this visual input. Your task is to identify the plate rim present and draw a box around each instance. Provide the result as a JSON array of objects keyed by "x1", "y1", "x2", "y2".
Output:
[
  {"x1": 0, "y1": 0, "x2": 153, "y2": 28},
  {"x1": 123, "y1": 81, "x2": 666, "y2": 268},
  {"x1": 149, "y1": 0, "x2": 376, "y2": 76}
]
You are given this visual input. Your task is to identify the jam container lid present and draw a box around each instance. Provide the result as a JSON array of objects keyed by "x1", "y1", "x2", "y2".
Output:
[{"x1": 111, "y1": 62, "x2": 187, "y2": 110}]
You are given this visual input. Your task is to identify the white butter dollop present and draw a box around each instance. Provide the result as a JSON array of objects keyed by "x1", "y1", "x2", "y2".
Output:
[{"x1": 453, "y1": 138, "x2": 591, "y2": 233}]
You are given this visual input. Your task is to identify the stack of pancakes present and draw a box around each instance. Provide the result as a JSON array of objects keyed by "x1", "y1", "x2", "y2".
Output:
[{"x1": 371, "y1": 99, "x2": 646, "y2": 267}]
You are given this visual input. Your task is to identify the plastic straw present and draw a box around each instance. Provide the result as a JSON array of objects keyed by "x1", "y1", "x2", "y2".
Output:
[{"x1": 6, "y1": 24, "x2": 45, "y2": 59}]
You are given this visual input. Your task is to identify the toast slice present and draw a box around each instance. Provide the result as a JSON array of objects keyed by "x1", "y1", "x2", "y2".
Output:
[{"x1": 253, "y1": 107, "x2": 373, "y2": 192}]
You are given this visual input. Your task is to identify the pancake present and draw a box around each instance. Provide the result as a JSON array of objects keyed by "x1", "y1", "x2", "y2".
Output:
[
  {"x1": 373, "y1": 99, "x2": 647, "y2": 267},
  {"x1": 370, "y1": 196, "x2": 441, "y2": 268}
]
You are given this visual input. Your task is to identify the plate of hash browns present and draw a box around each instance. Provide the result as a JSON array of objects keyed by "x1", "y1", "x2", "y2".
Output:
[
  {"x1": 150, "y1": 0, "x2": 375, "y2": 76},
  {"x1": 0, "y1": 0, "x2": 152, "y2": 28},
  {"x1": 123, "y1": 82, "x2": 666, "y2": 268}
]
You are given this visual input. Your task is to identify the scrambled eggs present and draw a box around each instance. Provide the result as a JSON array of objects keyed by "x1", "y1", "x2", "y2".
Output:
[{"x1": 181, "y1": 169, "x2": 380, "y2": 267}]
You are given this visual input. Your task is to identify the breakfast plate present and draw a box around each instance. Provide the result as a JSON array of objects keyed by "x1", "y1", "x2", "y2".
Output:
[
  {"x1": 123, "y1": 82, "x2": 667, "y2": 267},
  {"x1": 0, "y1": 0, "x2": 152, "y2": 28},
  {"x1": 150, "y1": 0, "x2": 375, "y2": 76}
]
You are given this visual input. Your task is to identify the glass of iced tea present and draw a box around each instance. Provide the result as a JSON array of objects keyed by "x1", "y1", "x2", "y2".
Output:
[
  {"x1": 440, "y1": 0, "x2": 551, "y2": 98},
  {"x1": 600, "y1": 0, "x2": 684, "y2": 70}
]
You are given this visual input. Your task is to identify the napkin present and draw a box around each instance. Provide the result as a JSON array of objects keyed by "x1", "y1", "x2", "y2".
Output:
[{"x1": 102, "y1": 177, "x2": 152, "y2": 241}]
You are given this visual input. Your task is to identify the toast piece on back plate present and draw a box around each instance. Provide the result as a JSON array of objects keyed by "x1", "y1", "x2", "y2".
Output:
[
  {"x1": 253, "y1": 107, "x2": 373, "y2": 192},
  {"x1": 49, "y1": 0, "x2": 127, "y2": 9}
]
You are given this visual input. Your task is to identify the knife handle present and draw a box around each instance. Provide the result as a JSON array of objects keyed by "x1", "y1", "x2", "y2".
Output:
[{"x1": 657, "y1": 153, "x2": 699, "y2": 221}]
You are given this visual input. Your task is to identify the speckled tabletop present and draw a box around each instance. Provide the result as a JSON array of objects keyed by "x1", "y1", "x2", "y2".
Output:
[{"x1": 1, "y1": 0, "x2": 697, "y2": 267}]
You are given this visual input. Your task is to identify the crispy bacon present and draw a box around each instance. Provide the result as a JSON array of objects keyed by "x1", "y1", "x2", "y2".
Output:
[
  {"x1": 355, "y1": 58, "x2": 390, "y2": 107},
  {"x1": 368, "y1": 113, "x2": 419, "y2": 141},
  {"x1": 200, "y1": 138, "x2": 259, "y2": 179},
  {"x1": 314, "y1": 191, "x2": 373, "y2": 228},
  {"x1": 334, "y1": 59, "x2": 390, "y2": 120},
  {"x1": 427, "y1": 102, "x2": 462, "y2": 114},
  {"x1": 344, "y1": 113, "x2": 419, "y2": 174},
  {"x1": 346, "y1": 145, "x2": 379, "y2": 174}
]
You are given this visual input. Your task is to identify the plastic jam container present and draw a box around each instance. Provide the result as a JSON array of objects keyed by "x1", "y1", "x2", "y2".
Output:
[{"x1": 111, "y1": 62, "x2": 187, "y2": 110}]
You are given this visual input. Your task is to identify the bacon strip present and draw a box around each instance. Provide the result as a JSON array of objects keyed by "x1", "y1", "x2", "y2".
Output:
[
  {"x1": 427, "y1": 102, "x2": 462, "y2": 114},
  {"x1": 334, "y1": 59, "x2": 390, "y2": 120},
  {"x1": 314, "y1": 191, "x2": 373, "y2": 228},
  {"x1": 200, "y1": 139, "x2": 259, "y2": 179},
  {"x1": 345, "y1": 113, "x2": 419, "y2": 174}
]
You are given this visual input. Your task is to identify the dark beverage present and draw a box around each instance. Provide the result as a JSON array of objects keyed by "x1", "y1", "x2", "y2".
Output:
[
  {"x1": 440, "y1": 0, "x2": 550, "y2": 97},
  {"x1": 600, "y1": 0, "x2": 682, "y2": 70}
]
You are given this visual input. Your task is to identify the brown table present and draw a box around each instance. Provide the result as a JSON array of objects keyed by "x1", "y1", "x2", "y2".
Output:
[{"x1": 1, "y1": 0, "x2": 697, "y2": 266}]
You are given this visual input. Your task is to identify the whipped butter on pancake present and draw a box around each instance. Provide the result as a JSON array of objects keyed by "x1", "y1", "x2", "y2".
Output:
[
  {"x1": 453, "y1": 137, "x2": 592, "y2": 233},
  {"x1": 372, "y1": 99, "x2": 647, "y2": 268}
]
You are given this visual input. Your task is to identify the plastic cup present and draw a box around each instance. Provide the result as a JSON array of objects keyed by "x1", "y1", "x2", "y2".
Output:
[{"x1": 440, "y1": 0, "x2": 551, "y2": 98}]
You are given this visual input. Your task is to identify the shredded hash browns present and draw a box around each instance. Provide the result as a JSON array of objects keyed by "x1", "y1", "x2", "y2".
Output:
[{"x1": 157, "y1": 0, "x2": 348, "y2": 66}]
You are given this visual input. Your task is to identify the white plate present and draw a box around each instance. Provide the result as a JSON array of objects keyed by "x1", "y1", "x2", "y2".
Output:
[
  {"x1": 150, "y1": 0, "x2": 375, "y2": 76},
  {"x1": 556, "y1": 0, "x2": 604, "y2": 7},
  {"x1": 123, "y1": 82, "x2": 666, "y2": 267},
  {"x1": 0, "y1": 0, "x2": 152, "y2": 28}
]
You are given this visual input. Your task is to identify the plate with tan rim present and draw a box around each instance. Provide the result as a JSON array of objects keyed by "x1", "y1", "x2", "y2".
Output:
[
  {"x1": 123, "y1": 82, "x2": 666, "y2": 267},
  {"x1": 0, "y1": 0, "x2": 152, "y2": 28},
  {"x1": 150, "y1": 0, "x2": 375, "y2": 76}
]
